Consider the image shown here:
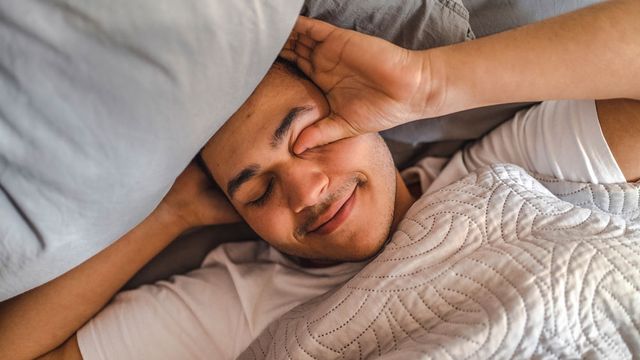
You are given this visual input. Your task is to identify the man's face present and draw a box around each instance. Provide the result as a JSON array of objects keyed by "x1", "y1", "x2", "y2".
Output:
[{"x1": 202, "y1": 63, "x2": 402, "y2": 262}]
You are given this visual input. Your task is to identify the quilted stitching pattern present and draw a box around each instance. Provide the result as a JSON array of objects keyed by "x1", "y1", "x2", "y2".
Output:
[{"x1": 239, "y1": 164, "x2": 640, "y2": 359}]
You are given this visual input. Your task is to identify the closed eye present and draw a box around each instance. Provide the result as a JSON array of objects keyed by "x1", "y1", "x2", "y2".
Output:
[{"x1": 248, "y1": 178, "x2": 275, "y2": 207}]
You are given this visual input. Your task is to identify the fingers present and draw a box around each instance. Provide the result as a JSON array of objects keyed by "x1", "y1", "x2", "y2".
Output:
[
  {"x1": 280, "y1": 16, "x2": 332, "y2": 63},
  {"x1": 283, "y1": 33, "x2": 316, "y2": 52},
  {"x1": 293, "y1": 41, "x2": 313, "y2": 60},
  {"x1": 296, "y1": 33, "x2": 317, "y2": 49},
  {"x1": 292, "y1": 115, "x2": 358, "y2": 154},
  {"x1": 279, "y1": 48, "x2": 314, "y2": 77},
  {"x1": 293, "y1": 16, "x2": 337, "y2": 42},
  {"x1": 283, "y1": 29, "x2": 315, "y2": 61},
  {"x1": 280, "y1": 34, "x2": 314, "y2": 77},
  {"x1": 280, "y1": 16, "x2": 339, "y2": 78}
]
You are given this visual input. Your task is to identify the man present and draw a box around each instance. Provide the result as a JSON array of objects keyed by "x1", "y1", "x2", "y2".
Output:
[{"x1": 1, "y1": 0, "x2": 639, "y2": 359}]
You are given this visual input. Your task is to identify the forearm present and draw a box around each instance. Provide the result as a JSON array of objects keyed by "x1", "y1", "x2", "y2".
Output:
[
  {"x1": 0, "y1": 206, "x2": 187, "y2": 360},
  {"x1": 426, "y1": 0, "x2": 640, "y2": 116}
]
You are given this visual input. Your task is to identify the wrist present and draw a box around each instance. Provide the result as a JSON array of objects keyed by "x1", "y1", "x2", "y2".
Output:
[
  {"x1": 413, "y1": 48, "x2": 449, "y2": 119},
  {"x1": 151, "y1": 202, "x2": 194, "y2": 235}
]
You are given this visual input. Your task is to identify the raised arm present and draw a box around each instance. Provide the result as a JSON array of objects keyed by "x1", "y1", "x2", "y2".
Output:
[
  {"x1": 0, "y1": 162, "x2": 239, "y2": 360},
  {"x1": 431, "y1": 0, "x2": 640, "y2": 115},
  {"x1": 283, "y1": 0, "x2": 640, "y2": 152}
]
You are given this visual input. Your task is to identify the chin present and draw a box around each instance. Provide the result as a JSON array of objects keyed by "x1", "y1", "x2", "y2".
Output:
[
  {"x1": 276, "y1": 228, "x2": 391, "y2": 265},
  {"x1": 329, "y1": 227, "x2": 393, "y2": 262}
]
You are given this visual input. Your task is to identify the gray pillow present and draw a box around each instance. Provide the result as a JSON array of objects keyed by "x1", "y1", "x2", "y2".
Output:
[
  {"x1": 303, "y1": 0, "x2": 474, "y2": 49},
  {"x1": 0, "y1": 0, "x2": 302, "y2": 301}
]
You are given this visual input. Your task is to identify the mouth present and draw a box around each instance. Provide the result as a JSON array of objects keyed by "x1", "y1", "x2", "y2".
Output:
[{"x1": 308, "y1": 186, "x2": 357, "y2": 236}]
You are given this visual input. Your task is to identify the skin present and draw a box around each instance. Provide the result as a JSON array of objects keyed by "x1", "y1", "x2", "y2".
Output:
[
  {"x1": 282, "y1": 0, "x2": 640, "y2": 151},
  {"x1": 596, "y1": 99, "x2": 640, "y2": 182},
  {"x1": 201, "y1": 62, "x2": 415, "y2": 263}
]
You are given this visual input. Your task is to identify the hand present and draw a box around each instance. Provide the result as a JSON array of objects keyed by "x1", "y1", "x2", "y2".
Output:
[
  {"x1": 281, "y1": 16, "x2": 437, "y2": 153},
  {"x1": 158, "y1": 161, "x2": 241, "y2": 229},
  {"x1": 0, "y1": 160, "x2": 241, "y2": 360}
]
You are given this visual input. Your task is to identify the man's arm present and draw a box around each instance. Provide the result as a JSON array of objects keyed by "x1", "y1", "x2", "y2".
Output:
[
  {"x1": 39, "y1": 335, "x2": 81, "y2": 360},
  {"x1": 431, "y1": 0, "x2": 640, "y2": 116},
  {"x1": 0, "y1": 207, "x2": 187, "y2": 360},
  {"x1": 282, "y1": 0, "x2": 640, "y2": 152},
  {"x1": 0, "y1": 163, "x2": 239, "y2": 360},
  {"x1": 597, "y1": 98, "x2": 640, "y2": 182}
]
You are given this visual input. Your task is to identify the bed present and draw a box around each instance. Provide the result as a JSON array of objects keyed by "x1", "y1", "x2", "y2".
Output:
[{"x1": 5, "y1": 1, "x2": 632, "y2": 358}]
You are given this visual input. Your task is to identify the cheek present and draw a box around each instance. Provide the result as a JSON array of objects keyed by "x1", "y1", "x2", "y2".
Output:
[
  {"x1": 322, "y1": 135, "x2": 395, "y2": 185},
  {"x1": 242, "y1": 207, "x2": 294, "y2": 244},
  {"x1": 311, "y1": 135, "x2": 382, "y2": 171}
]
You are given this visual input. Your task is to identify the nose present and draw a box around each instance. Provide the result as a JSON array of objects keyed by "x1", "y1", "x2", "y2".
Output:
[{"x1": 282, "y1": 161, "x2": 329, "y2": 213}]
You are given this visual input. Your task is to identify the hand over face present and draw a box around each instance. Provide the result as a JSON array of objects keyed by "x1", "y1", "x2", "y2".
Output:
[
  {"x1": 281, "y1": 16, "x2": 435, "y2": 153},
  {"x1": 159, "y1": 161, "x2": 241, "y2": 229}
]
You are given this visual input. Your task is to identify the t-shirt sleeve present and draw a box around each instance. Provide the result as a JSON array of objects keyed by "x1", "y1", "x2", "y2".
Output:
[
  {"x1": 427, "y1": 100, "x2": 626, "y2": 193},
  {"x1": 77, "y1": 265, "x2": 248, "y2": 360}
]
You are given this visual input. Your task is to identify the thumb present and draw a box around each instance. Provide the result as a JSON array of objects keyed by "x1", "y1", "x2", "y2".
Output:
[{"x1": 293, "y1": 115, "x2": 358, "y2": 154}]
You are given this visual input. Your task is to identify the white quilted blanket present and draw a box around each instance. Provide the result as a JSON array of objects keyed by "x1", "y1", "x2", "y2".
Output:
[{"x1": 239, "y1": 164, "x2": 640, "y2": 359}]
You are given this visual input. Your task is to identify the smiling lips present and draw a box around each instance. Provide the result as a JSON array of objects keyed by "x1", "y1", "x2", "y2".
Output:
[{"x1": 309, "y1": 186, "x2": 357, "y2": 236}]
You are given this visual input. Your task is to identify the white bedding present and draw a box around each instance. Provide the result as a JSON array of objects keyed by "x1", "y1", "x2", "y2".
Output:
[{"x1": 240, "y1": 164, "x2": 640, "y2": 359}]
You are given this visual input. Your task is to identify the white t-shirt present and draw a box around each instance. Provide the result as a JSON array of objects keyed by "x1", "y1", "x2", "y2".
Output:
[
  {"x1": 78, "y1": 241, "x2": 366, "y2": 359},
  {"x1": 402, "y1": 99, "x2": 626, "y2": 193},
  {"x1": 77, "y1": 100, "x2": 626, "y2": 359}
]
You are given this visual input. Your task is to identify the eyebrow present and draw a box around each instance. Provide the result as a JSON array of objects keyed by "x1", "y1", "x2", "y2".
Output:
[
  {"x1": 227, "y1": 164, "x2": 260, "y2": 199},
  {"x1": 270, "y1": 106, "x2": 312, "y2": 148}
]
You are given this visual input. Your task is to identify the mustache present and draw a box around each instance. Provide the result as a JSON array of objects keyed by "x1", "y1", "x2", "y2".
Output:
[{"x1": 295, "y1": 176, "x2": 365, "y2": 237}]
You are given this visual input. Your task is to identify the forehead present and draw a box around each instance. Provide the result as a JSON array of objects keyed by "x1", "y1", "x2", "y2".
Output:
[{"x1": 203, "y1": 66, "x2": 327, "y2": 186}]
